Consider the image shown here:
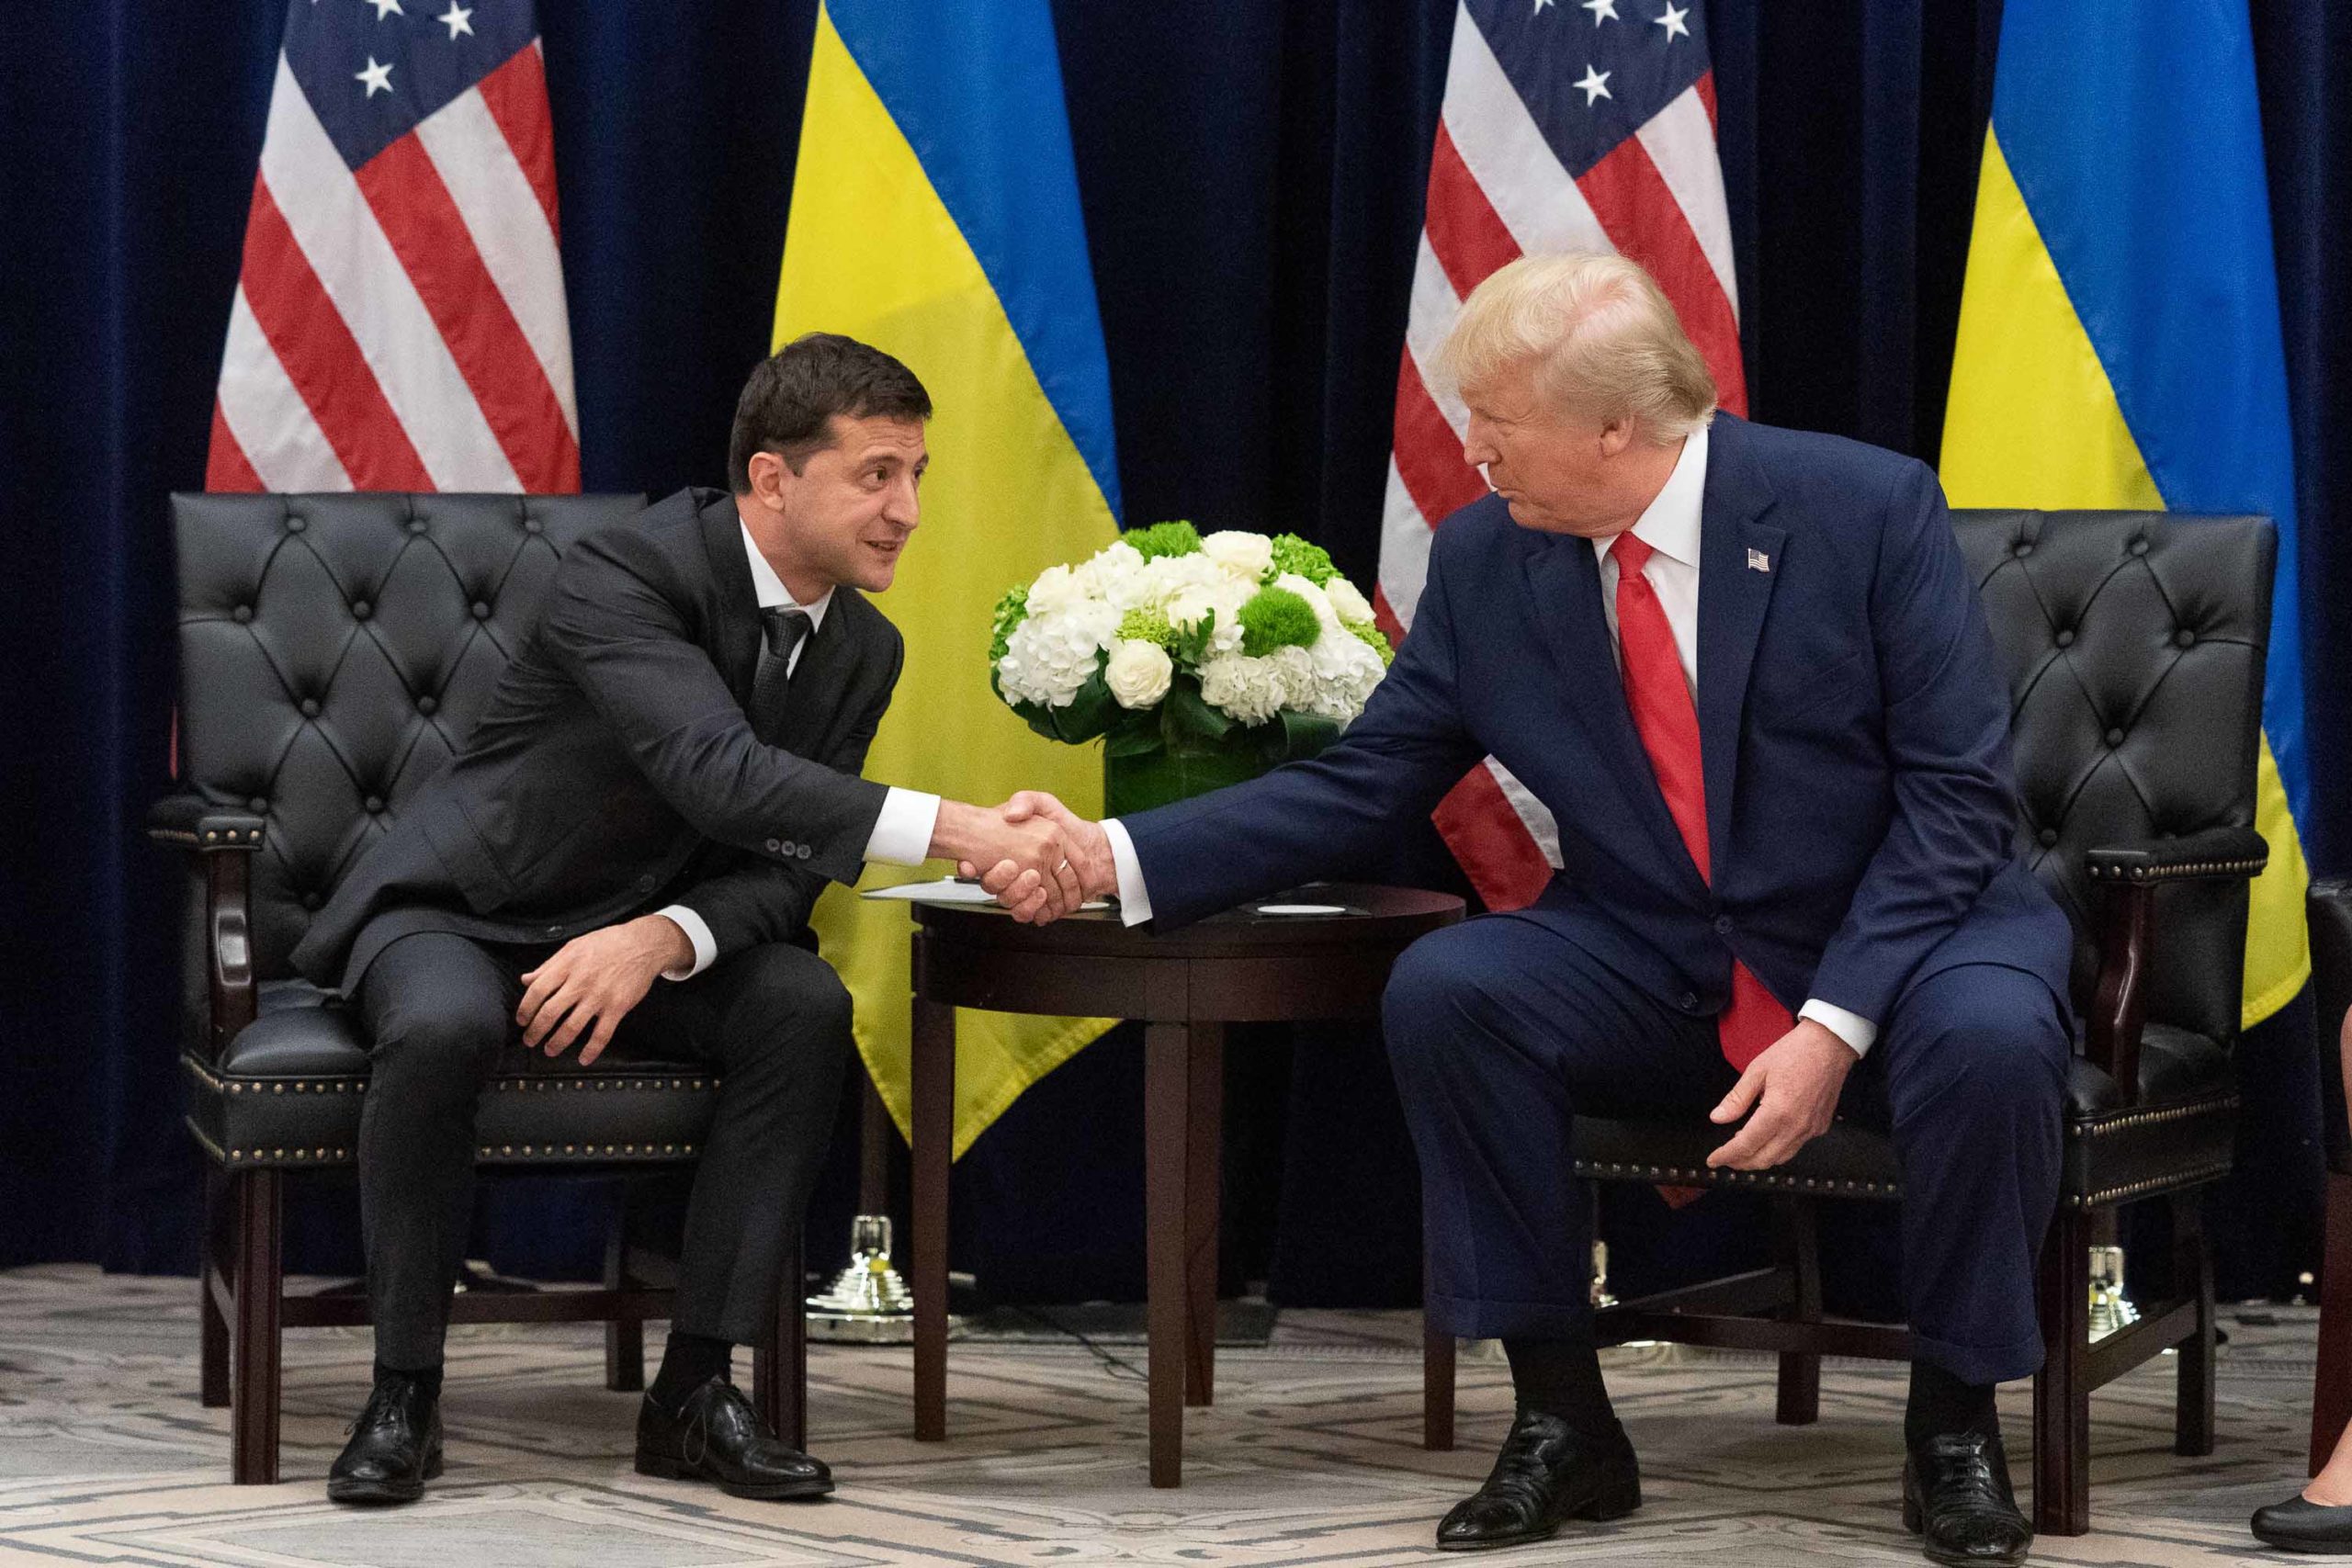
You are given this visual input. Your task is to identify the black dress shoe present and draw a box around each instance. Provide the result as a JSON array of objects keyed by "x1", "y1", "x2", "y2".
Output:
[
  {"x1": 327, "y1": 1376, "x2": 442, "y2": 1506},
  {"x1": 1903, "y1": 1428, "x2": 2031, "y2": 1566},
  {"x1": 634, "y1": 1377, "x2": 834, "y2": 1501},
  {"x1": 2252, "y1": 1494, "x2": 2352, "y2": 1553},
  {"x1": 1434, "y1": 1409, "x2": 1641, "y2": 1551}
]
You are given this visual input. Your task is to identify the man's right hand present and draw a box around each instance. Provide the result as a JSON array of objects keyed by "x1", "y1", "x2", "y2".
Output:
[
  {"x1": 961, "y1": 791, "x2": 1114, "y2": 924},
  {"x1": 928, "y1": 798, "x2": 1084, "y2": 918}
]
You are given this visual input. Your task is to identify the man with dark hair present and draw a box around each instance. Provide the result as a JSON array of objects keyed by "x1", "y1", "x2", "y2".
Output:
[{"x1": 294, "y1": 332, "x2": 1084, "y2": 1507}]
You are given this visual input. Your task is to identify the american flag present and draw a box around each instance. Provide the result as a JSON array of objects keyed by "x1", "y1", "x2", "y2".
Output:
[
  {"x1": 1377, "y1": 0, "x2": 1746, "y2": 910},
  {"x1": 207, "y1": 0, "x2": 578, "y2": 494}
]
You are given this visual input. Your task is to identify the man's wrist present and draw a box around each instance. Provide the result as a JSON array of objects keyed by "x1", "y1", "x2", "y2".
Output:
[
  {"x1": 927, "y1": 799, "x2": 988, "y2": 863},
  {"x1": 642, "y1": 912, "x2": 696, "y2": 975}
]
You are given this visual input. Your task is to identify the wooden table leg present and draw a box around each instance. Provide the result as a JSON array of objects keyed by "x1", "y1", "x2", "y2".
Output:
[
  {"x1": 1145, "y1": 1021, "x2": 1190, "y2": 1486},
  {"x1": 1185, "y1": 1023, "x2": 1223, "y2": 1408},
  {"x1": 911, "y1": 997, "x2": 955, "y2": 1442}
]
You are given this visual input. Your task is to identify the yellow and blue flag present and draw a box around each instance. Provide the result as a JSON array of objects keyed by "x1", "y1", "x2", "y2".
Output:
[
  {"x1": 1941, "y1": 0, "x2": 2310, "y2": 1025},
  {"x1": 775, "y1": 0, "x2": 1123, "y2": 1155}
]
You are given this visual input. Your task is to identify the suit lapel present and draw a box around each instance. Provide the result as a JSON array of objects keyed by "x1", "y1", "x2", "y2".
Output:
[
  {"x1": 698, "y1": 491, "x2": 764, "y2": 704},
  {"x1": 777, "y1": 592, "x2": 861, "y2": 752},
  {"x1": 1694, "y1": 415, "x2": 1786, "y2": 872},
  {"x1": 1520, "y1": 528, "x2": 1697, "y2": 881}
]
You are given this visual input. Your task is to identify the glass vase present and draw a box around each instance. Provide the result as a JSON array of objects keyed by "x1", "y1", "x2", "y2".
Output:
[{"x1": 1102, "y1": 739, "x2": 1268, "y2": 818}]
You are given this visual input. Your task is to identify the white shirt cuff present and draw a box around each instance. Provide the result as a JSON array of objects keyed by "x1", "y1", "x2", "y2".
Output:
[
  {"x1": 865, "y1": 788, "x2": 941, "y2": 867},
  {"x1": 1102, "y1": 818, "x2": 1153, "y2": 927},
  {"x1": 1799, "y1": 998, "x2": 1877, "y2": 1057},
  {"x1": 654, "y1": 905, "x2": 717, "y2": 981}
]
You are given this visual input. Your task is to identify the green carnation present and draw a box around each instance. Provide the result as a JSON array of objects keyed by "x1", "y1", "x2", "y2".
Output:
[
  {"x1": 1118, "y1": 606, "x2": 1178, "y2": 649},
  {"x1": 989, "y1": 582, "x2": 1030, "y2": 665},
  {"x1": 1268, "y1": 532, "x2": 1337, "y2": 586},
  {"x1": 1345, "y1": 618, "x2": 1395, "y2": 667},
  {"x1": 1126, "y1": 520, "x2": 1204, "y2": 561},
  {"x1": 1237, "y1": 585, "x2": 1321, "y2": 657}
]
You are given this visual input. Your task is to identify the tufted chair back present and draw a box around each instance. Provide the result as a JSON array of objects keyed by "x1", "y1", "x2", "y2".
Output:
[
  {"x1": 171, "y1": 492, "x2": 645, "y2": 980},
  {"x1": 1952, "y1": 510, "x2": 2273, "y2": 1048}
]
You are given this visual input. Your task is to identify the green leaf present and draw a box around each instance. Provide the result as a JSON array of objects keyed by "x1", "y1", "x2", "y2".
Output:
[
  {"x1": 1260, "y1": 708, "x2": 1340, "y2": 764},
  {"x1": 1102, "y1": 710, "x2": 1166, "y2": 759},
  {"x1": 1160, "y1": 679, "x2": 1237, "y2": 751},
  {"x1": 1047, "y1": 668, "x2": 1121, "y2": 743}
]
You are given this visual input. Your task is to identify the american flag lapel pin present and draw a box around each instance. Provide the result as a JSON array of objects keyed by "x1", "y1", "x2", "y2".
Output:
[{"x1": 1747, "y1": 547, "x2": 1771, "y2": 573}]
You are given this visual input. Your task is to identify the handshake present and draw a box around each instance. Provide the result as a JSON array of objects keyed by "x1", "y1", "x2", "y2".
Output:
[{"x1": 929, "y1": 792, "x2": 1114, "y2": 924}]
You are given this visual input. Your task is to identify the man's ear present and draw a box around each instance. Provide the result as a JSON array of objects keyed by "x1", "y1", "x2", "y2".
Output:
[
  {"x1": 1597, "y1": 416, "x2": 1639, "y2": 458},
  {"x1": 743, "y1": 450, "x2": 789, "y2": 513}
]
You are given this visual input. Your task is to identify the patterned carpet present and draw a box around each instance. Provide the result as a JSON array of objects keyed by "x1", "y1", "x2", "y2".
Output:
[{"x1": 0, "y1": 1264, "x2": 2324, "y2": 1565}]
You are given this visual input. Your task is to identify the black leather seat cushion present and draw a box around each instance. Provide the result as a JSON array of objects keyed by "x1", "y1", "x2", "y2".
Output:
[{"x1": 184, "y1": 980, "x2": 723, "y2": 1171}]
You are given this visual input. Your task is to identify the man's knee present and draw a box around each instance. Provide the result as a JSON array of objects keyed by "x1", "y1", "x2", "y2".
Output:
[
  {"x1": 1890, "y1": 966, "x2": 2067, "y2": 1122},
  {"x1": 367, "y1": 987, "x2": 507, "y2": 1079},
  {"x1": 1383, "y1": 924, "x2": 1493, "y2": 1055},
  {"x1": 724, "y1": 943, "x2": 854, "y2": 1053}
]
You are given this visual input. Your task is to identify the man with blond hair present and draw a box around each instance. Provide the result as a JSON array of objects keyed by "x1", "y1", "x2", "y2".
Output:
[{"x1": 984, "y1": 254, "x2": 2073, "y2": 1563}]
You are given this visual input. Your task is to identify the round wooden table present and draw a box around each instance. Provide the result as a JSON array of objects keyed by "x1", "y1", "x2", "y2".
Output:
[{"x1": 907, "y1": 883, "x2": 1464, "y2": 1487}]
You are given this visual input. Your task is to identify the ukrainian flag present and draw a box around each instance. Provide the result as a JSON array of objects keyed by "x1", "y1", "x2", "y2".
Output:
[
  {"x1": 776, "y1": 0, "x2": 1122, "y2": 1155},
  {"x1": 1941, "y1": 0, "x2": 2310, "y2": 1025}
]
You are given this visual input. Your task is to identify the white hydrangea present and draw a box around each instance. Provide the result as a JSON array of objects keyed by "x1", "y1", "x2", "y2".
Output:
[
  {"x1": 995, "y1": 602, "x2": 1119, "y2": 708},
  {"x1": 1264, "y1": 645, "x2": 1318, "y2": 711},
  {"x1": 1302, "y1": 627, "x2": 1386, "y2": 723},
  {"x1": 1075, "y1": 540, "x2": 1151, "y2": 612},
  {"x1": 1137, "y1": 549, "x2": 1225, "y2": 606},
  {"x1": 1167, "y1": 580, "x2": 1251, "y2": 655},
  {"x1": 1202, "y1": 530, "x2": 1274, "y2": 581},
  {"x1": 1323, "y1": 573, "x2": 1374, "y2": 626},
  {"x1": 1196, "y1": 652, "x2": 1287, "y2": 726},
  {"x1": 1023, "y1": 562, "x2": 1087, "y2": 618},
  {"x1": 1103, "y1": 638, "x2": 1174, "y2": 709}
]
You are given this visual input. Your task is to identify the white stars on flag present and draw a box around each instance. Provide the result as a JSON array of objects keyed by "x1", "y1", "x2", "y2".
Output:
[
  {"x1": 1655, "y1": 4, "x2": 1690, "y2": 41},
  {"x1": 364, "y1": 0, "x2": 403, "y2": 18},
  {"x1": 1532, "y1": 0, "x2": 1555, "y2": 14},
  {"x1": 439, "y1": 3, "x2": 474, "y2": 39},
  {"x1": 1573, "y1": 63, "x2": 1612, "y2": 105},
  {"x1": 1580, "y1": 0, "x2": 1619, "y2": 23},
  {"x1": 355, "y1": 56, "x2": 393, "y2": 96}
]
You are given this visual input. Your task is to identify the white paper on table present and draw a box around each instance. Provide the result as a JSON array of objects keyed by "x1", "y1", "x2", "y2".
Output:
[{"x1": 862, "y1": 877, "x2": 1110, "y2": 911}]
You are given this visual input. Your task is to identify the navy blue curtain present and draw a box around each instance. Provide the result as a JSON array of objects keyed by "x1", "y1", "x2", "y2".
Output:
[{"x1": 3, "y1": 0, "x2": 2344, "y2": 1309}]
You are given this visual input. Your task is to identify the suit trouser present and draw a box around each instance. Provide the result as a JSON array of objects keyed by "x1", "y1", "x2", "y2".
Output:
[
  {"x1": 356, "y1": 928, "x2": 854, "y2": 1371},
  {"x1": 1383, "y1": 912, "x2": 2069, "y2": 1386}
]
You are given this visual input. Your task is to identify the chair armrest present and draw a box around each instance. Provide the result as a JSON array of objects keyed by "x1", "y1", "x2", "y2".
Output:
[
  {"x1": 146, "y1": 795, "x2": 266, "y2": 852},
  {"x1": 2084, "y1": 824, "x2": 2267, "y2": 886},
  {"x1": 2078, "y1": 826, "x2": 2265, "y2": 1110},
  {"x1": 148, "y1": 795, "x2": 260, "y2": 1054}
]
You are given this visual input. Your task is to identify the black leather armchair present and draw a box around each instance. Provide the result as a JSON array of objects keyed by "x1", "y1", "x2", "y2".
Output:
[
  {"x1": 2308, "y1": 880, "x2": 2352, "y2": 1472},
  {"x1": 1418, "y1": 509, "x2": 2275, "y2": 1536},
  {"x1": 153, "y1": 491, "x2": 808, "y2": 1483}
]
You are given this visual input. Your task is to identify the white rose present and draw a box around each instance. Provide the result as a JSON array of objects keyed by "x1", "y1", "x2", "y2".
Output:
[
  {"x1": 1168, "y1": 580, "x2": 1253, "y2": 655},
  {"x1": 1023, "y1": 563, "x2": 1087, "y2": 617},
  {"x1": 1201, "y1": 530, "x2": 1273, "y2": 581},
  {"x1": 1196, "y1": 653, "x2": 1286, "y2": 726},
  {"x1": 1272, "y1": 571, "x2": 1336, "y2": 626},
  {"x1": 1140, "y1": 550, "x2": 1223, "y2": 606},
  {"x1": 1103, "y1": 639, "x2": 1174, "y2": 709},
  {"x1": 1323, "y1": 574, "x2": 1374, "y2": 625},
  {"x1": 1077, "y1": 541, "x2": 1150, "y2": 612}
]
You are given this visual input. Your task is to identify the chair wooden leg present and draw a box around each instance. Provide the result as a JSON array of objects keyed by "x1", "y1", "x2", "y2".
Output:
[
  {"x1": 2033, "y1": 1207, "x2": 2092, "y2": 1535},
  {"x1": 910, "y1": 997, "x2": 954, "y2": 1442},
  {"x1": 1183, "y1": 1024, "x2": 1223, "y2": 1409},
  {"x1": 1775, "y1": 1197, "x2": 1822, "y2": 1427},
  {"x1": 2172, "y1": 1192, "x2": 2215, "y2": 1457},
  {"x1": 753, "y1": 1228, "x2": 808, "y2": 1451},
  {"x1": 200, "y1": 1170, "x2": 230, "y2": 1409},
  {"x1": 1423, "y1": 1312, "x2": 1456, "y2": 1452},
  {"x1": 604, "y1": 1197, "x2": 644, "y2": 1394},
  {"x1": 2313, "y1": 1172, "x2": 2352, "y2": 1475},
  {"x1": 229, "y1": 1168, "x2": 284, "y2": 1484}
]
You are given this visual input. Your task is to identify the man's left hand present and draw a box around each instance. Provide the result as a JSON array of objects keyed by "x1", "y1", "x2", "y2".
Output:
[
  {"x1": 1704, "y1": 1019, "x2": 1857, "y2": 1171},
  {"x1": 516, "y1": 915, "x2": 691, "y2": 1066}
]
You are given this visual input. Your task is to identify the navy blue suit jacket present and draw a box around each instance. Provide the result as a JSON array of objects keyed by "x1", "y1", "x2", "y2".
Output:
[{"x1": 1124, "y1": 413, "x2": 2073, "y2": 1033}]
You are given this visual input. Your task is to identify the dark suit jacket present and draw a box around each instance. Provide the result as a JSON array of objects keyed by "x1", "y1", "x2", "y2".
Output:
[
  {"x1": 1125, "y1": 413, "x2": 2074, "y2": 1032},
  {"x1": 293, "y1": 487, "x2": 904, "y2": 996}
]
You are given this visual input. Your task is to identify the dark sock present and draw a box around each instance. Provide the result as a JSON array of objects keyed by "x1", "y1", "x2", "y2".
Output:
[
  {"x1": 373, "y1": 1360, "x2": 442, "y2": 1402},
  {"x1": 1501, "y1": 1337, "x2": 1619, "y2": 1440},
  {"x1": 649, "y1": 1332, "x2": 734, "y2": 1412},
  {"x1": 1906, "y1": 1360, "x2": 1998, "y2": 1450}
]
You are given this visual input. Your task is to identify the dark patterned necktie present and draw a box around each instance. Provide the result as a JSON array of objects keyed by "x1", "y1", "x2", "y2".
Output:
[{"x1": 751, "y1": 606, "x2": 812, "y2": 742}]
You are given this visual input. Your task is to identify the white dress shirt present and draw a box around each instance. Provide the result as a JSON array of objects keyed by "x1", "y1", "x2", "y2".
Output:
[
  {"x1": 654, "y1": 521, "x2": 941, "y2": 980},
  {"x1": 1105, "y1": 423, "x2": 1877, "y2": 1057}
]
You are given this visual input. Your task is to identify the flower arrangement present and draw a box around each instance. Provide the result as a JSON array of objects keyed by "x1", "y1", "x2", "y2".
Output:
[{"x1": 989, "y1": 523, "x2": 1393, "y2": 804}]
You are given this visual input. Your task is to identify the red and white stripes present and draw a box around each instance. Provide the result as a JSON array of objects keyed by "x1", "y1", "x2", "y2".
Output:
[
  {"x1": 207, "y1": 43, "x2": 578, "y2": 496},
  {"x1": 1377, "y1": 2, "x2": 1747, "y2": 912}
]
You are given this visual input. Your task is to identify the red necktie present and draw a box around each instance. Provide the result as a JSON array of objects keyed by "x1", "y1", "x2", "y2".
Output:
[{"x1": 1610, "y1": 531, "x2": 1791, "y2": 1072}]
